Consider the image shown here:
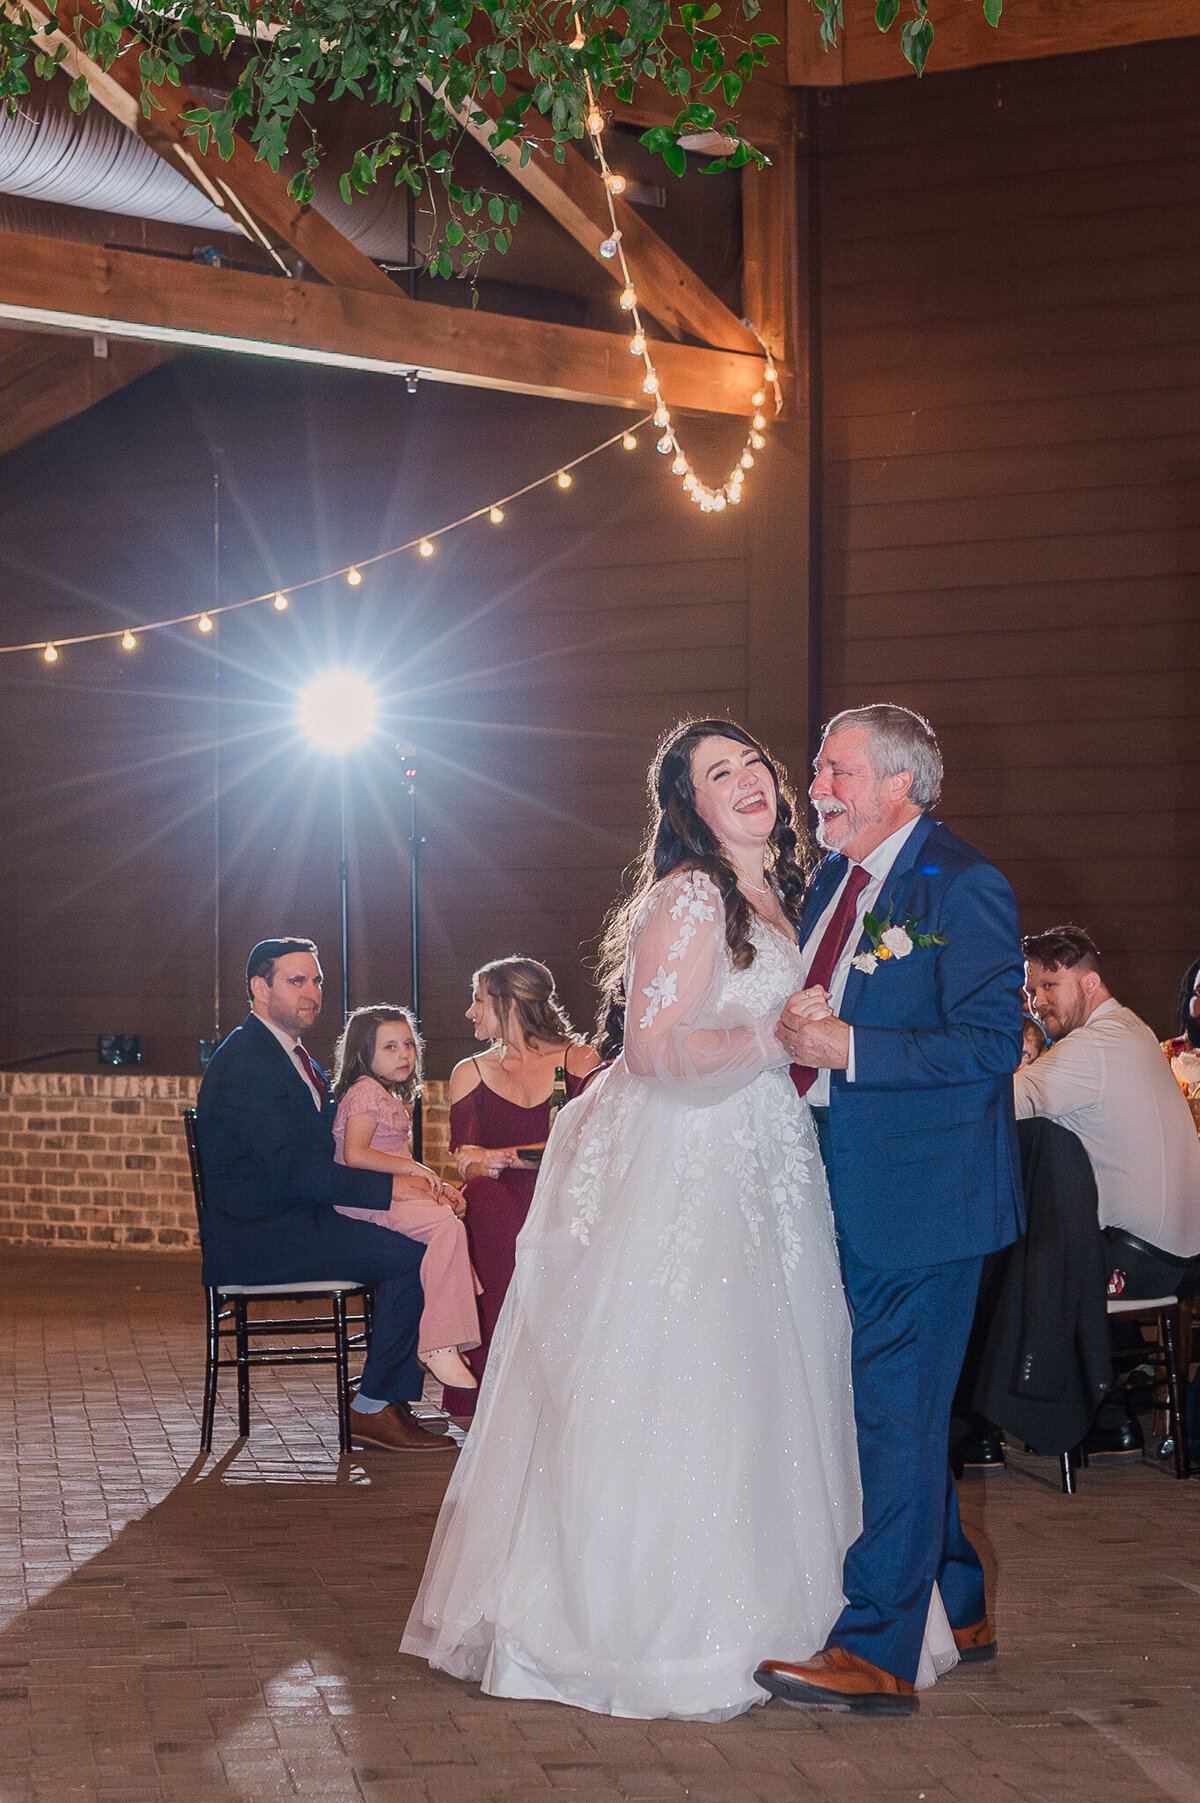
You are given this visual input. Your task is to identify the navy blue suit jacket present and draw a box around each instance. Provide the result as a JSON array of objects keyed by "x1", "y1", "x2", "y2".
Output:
[
  {"x1": 801, "y1": 813, "x2": 1024, "y2": 1270},
  {"x1": 196, "y1": 1013, "x2": 392, "y2": 1226}
]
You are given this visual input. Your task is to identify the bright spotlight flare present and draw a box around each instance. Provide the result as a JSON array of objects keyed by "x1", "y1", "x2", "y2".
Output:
[{"x1": 297, "y1": 672, "x2": 378, "y2": 751}]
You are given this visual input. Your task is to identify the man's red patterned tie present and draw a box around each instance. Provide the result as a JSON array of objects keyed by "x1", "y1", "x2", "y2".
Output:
[
  {"x1": 790, "y1": 864, "x2": 871, "y2": 1099},
  {"x1": 294, "y1": 1042, "x2": 328, "y2": 1110}
]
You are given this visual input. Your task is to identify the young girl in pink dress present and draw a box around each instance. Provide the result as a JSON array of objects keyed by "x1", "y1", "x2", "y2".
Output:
[{"x1": 332, "y1": 1005, "x2": 480, "y2": 1393}]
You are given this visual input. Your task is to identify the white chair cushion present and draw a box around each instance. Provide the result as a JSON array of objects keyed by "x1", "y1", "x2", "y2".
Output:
[
  {"x1": 216, "y1": 1280, "x2": 365, "y2": 1296},
  {"x1": 1107, "y1": 1294, "x2": 1178, "y2": 1313}
]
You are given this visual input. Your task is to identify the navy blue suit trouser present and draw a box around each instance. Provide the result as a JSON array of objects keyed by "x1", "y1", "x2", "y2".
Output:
[
  {"x1": 204, "y1": 1206, "x2": 426, "y2": 1403},
  {"x1": 813, "y1": 1109, "x2": 988, "y2": 1682}
]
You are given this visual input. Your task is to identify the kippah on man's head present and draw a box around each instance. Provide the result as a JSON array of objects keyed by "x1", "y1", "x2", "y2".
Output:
[
  {"x1": 246, "y1": 937, "x2": 320, "y2": 998},
  {"x1": 1021, "y1": 924, "x2": 1100, "y2": 974}
]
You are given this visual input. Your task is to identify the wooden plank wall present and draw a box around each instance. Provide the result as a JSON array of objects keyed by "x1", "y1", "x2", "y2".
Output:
[
  {"x1": 816, "y1": 37, "x2": 1200, "y2": 1032},
  {"x1": 0, "y1": 355, "x2": 809, "y2": 1077}
]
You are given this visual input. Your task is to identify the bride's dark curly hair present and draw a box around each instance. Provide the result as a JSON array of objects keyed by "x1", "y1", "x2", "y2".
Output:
[{"x1": 596, "y1": 718, "x2": 814, "y2": 1005}]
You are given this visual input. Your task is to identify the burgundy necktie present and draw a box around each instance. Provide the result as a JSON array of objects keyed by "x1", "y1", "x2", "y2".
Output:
[
  {"x1": 294, "y1": 1043, "x2": 327, "y2": 1111},
  {"x1": 790, "y1": 864, "x2": 871, "y2": 1099}
]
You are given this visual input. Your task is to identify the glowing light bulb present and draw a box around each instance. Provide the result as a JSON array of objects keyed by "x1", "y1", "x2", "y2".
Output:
[
  {"x1": 657, "y1": 433, "x2": 672, "y2": 454},
  {"x1": 298, "y1": 672, "x2": 377, "y2": 751},
  {"x1": 752, "y1": 389, "x2": 765, "y2": 407},
  {"x1": 557, "y1": 470, "x2": 572, "y2": 489},
  {"x1": 699, "y1": 497, "x2": 713, "y2": 512},
  {"x1": 629, "y1": 333, "x2": 645, "y2": 356},
  {"x1": 604, "y1": 171, "x2": 626, "y2": 195},
  {"x1": 273, "y1": 592, "x2": 288, "y2": 611},
  {"x1": 347, "y1": 567, "x2": 362, "y2": 587},
  {"x1": 622, "y1": 433, "x2": 638, "y2": 451},
  {"x1": 741, "y1": 450, "x2": 754, "y2": 469},
  {"x1": 683, "y1": 473, "x2": 697, "y2": 492},
  {"x1": 711, "y1": 493, "x2": 726, "y2": 511},
  {"x1": 751, "y1": 432, "x2": 765, "y2": 449},
  {"x1": 586, "y1": 107, "x2": 604, "y2": 136},
  {"x1": 654, "y1": 404, "x2": 669, "y2": 427},
  {"x1": 671, "y1": 455, "x2": 687, "y2": 476},
  {"x1": 489, "y1": 506, "x2": 505, "y2": 524},
  {"x1": 419, "y1": 539, "x2": 434, "y2": 557},
  {"x1": 764, "y1": 364, "x2": 777, "y2": 382},
  {"x1": 43, "y1": 643, "x2": 58, "y2": 663},
  {"x1": 642, "y1": 372, "x2": 659, "y2": 394},
  {"x1": 727, "y1": 486, "x2": 742, "y2": 504},
  {"x1": 619, "y1": 285, "x2": 636, "y2": 310},
  {"x1": 752, "y1": 413, "x2": 766, "y2": 432},
  {"x1": 198, "y1": 613, "x2": 214, "y2": 633},
  {"x1": 599, "y1": 233, "x2": 621, "y2": 259},
  {"x1": 121, "y1": 630, "x2": 137, "y2": 650}
]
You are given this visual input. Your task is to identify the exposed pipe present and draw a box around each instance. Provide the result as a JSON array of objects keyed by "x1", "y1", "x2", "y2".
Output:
[
  {"x1": 0, "y1": 82, "x2": 414, "y2": 261},
  {"x1": 0, "y1": 83, "x2": 230, "y2": 230}
]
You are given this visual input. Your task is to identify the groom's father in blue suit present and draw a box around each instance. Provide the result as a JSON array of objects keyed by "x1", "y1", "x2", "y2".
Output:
[
  {"x1": 196, "y1": 937, "x2": 453, "y2": 1453},
  {"x1": 756, "y1": 706, "x2": 1023, "y2": 1714}
]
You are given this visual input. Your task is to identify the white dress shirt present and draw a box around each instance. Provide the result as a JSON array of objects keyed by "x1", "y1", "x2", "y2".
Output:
[
  {"x1": 1013, "y1": 997, "x2": 1200, "y2": 1257},
  {"x1": 799, "y1": 813, "x2": 924, "y2": 1107},
  {"x1": 255, "y1": 1012, "x2": 324, "y2": 1111}
]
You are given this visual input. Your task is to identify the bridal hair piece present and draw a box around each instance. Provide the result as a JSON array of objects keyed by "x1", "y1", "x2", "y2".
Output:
[{"x1": 596, "y1": 718, "x2": 813, "y2": 1007}]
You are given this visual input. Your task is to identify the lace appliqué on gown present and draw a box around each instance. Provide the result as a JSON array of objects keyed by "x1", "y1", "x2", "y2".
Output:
[{"x1": 402, "y1": 868, "x2": 862, "y2": 1722}]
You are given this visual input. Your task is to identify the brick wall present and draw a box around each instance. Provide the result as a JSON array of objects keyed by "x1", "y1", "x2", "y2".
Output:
[{"x1": 0, "y1": 1072, "x2": 453, "y2": 1253}]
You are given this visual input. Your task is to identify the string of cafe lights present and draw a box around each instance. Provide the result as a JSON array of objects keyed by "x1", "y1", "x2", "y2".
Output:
[
  {"x1": 15, "y1": 414, "x2": 654, "y2": 665},
  {"x1": 20, "y1": 96, "x2": 781, "y2": 665},
  {"x1": 581, "y1": 69, "x2": 783, "y2": 513}
]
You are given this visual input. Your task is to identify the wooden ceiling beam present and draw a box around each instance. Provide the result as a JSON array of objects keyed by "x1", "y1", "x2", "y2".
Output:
[
  {"x1": 0, "y1": 327, "x2": 176, "y2": 459},
  {"x1": 0, "y1": 232, "x2": 764, "y2": 415},
  {"x1": 437, "y1": 85, "x2": 759, "y2": 353},
  {"x1": 786, "y1": 0, "x2": 1200, "y2": 84}
]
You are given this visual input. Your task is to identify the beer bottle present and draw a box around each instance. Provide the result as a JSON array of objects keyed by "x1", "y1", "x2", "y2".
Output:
[{"x1": 547, "y1": 1064, "x2": 567, "y2": 1133}]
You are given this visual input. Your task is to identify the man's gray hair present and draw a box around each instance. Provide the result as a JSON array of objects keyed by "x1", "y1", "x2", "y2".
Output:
[{"x1": 823, "y1": 704, "x2": 943, "y2": 809}]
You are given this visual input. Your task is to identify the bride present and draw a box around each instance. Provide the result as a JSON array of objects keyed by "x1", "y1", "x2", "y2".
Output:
[{"x1": 402, "y1": 719, "x2": 862, "y2": 1721}]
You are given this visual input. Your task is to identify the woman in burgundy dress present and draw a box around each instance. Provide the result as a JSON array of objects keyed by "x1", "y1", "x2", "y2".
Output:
[{"x1": 442, "y1": 957, "x2": 599, "y2": 1416}]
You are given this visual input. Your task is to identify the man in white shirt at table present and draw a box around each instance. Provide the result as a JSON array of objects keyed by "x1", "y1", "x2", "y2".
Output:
[{"x1": 1015, "y1": 924, "x2": 1200, "y2": 1456}]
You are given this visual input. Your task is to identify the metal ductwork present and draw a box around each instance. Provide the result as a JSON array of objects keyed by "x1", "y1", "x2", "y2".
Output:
[
  {"x1": 0, "y1": 83, "x2": 230, "y2": 231},
  {"x1": 0, "y1": 82, "x2": 415, "y2": 261}
]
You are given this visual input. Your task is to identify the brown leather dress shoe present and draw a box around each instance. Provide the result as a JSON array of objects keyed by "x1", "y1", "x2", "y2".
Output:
[
  {"x1": 351, "y1": 1402, "x2": 457, "y2": 1452},
  {"x1": 755, "y1": 1647, "x2": 917, "y2": 1714},
  {"x1": 952, "y1": 1615, "x2": 997, "y2": 1662}
]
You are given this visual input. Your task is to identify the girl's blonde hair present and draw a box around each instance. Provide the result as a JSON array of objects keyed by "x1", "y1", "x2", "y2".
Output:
[{"x1": 332, "y1": 1005, "x2": 423, "y2": 1105}]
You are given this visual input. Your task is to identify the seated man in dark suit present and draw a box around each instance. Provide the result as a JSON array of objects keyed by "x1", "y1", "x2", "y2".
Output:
[{"x1": 196, "y1": 936, "x2": 453, "y2": 1453}]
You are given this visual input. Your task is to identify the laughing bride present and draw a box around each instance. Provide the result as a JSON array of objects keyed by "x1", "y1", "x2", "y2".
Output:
[{"x1": 403, "y1": 718, "x2": 865, "y2": 1721}]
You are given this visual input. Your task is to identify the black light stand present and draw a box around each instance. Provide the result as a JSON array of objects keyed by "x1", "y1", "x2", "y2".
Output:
[
  {"x1": 339, "y1": 758, "x2": 351, "y2": 1022},
  {"x1": 399, "y1": 747, "x2": 424, "y2": 1159}
]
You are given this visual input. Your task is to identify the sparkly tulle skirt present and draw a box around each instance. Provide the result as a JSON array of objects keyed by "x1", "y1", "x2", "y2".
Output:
[{"x1": 401, "y1": 1060, "x2": 863, "y2": 1721}]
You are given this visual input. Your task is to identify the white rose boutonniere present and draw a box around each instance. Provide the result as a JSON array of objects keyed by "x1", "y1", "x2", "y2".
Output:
[{"x1": 854, "y1": 899, "x2": 947, "y2": 975}]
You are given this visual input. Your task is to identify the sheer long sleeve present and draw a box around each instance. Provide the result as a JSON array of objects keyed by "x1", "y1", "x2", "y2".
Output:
[{"x1": 622, "y1": 871, "x2": 790, "y2": 1107}]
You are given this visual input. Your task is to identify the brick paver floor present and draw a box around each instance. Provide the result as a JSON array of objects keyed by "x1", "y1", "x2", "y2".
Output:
[{"x1": 0, "y1": 1247, "x2": 1197, "y2": 1802}]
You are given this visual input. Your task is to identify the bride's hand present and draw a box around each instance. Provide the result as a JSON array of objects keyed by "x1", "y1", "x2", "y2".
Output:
[{"x1": 779, "y1": 986, "x2": 832, "y2": 1027}]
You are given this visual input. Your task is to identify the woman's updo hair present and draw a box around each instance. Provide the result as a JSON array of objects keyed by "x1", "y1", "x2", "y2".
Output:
[
  {"x1": 474, "y1": 956, "x2": 580, "y2": 1050},
  {"x1": 596, "y1": 717, "x2": 814, "y2": 1005}
]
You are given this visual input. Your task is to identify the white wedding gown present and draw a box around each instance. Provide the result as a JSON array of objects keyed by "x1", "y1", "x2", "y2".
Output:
[{"x1": 402, "y1": 869, "x2": 953, "y2": 1720}]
